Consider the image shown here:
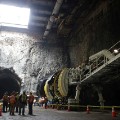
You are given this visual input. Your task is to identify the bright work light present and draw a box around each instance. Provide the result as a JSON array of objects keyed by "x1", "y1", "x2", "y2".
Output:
[
  {"x1": 0, "y1": 4, "x2": 30, "y2": 28},
  {"x1": 114, "y1": 49, "x2": 118, "y2": 54}
]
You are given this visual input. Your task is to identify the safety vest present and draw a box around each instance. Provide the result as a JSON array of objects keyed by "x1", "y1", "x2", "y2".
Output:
[
  {"x1": 9, "y1": 95, "x2": 16, "y2": 104},
  {"x1": 21, "y1": 94, "x2": 27, "y2": 102},
  {"x1": 28, "y1": 95, "x2": 34, "y2": 103},
  {"x1": 16, "y1": 94, "x2": 19, "y2": 101}
]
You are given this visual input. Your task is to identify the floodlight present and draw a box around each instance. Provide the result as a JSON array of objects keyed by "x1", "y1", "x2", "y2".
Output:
[{"x1": 114, "y1": 49, "x2": 118, "y2": 54}]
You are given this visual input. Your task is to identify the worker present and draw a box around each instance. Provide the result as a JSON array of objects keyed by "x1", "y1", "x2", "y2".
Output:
[
  {"x1": 9, "y1": 91, "x2": 16, "y2": 115},
  {"x1": 2, "y1": 92, "x2": 9, "y2": 112},
  {"x1": 44, "y1": 97, "x2": 48, "y2": 109},
  {"x1": 28, "y1": 92, "x2": 34, "y2": 115},
  {"x1": 18, "y1": 91, "x2": 27, "y2": 115},
  {"x1": 15, "y1": 92, "x2": 19, "y2": 113}
]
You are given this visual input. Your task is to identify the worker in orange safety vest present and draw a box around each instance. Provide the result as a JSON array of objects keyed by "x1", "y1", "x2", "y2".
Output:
[{"x1": 9, "y1": 92, "x2": 16, "y2": 115}]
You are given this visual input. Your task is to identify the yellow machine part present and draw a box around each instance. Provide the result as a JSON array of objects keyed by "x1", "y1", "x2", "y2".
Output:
[
  {"x1": 58, "y1": 68, "x2": 68, "y2": 97},
  {"x1": 44, "y1": 80, "x2": 53, "y2": 100},
  {"x1": 54, "y1": 71, "x2": 62, "y2": 98}
]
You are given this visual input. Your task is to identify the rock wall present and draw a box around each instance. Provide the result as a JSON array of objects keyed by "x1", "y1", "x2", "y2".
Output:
[
  {"x1": 69, "y1": 0, "x2": 120, "y2": 67},
  {"x1": 0, "y1": 31, "x2": 68, "y2": 93}
]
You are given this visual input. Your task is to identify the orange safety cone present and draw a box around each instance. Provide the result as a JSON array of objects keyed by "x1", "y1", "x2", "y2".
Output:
[
  {"x1": 86, "y1": 105, "x2": 90, "y2": 114},
  {"x1": 112, "y1": 107, "x2": 116, "y2": 117}
]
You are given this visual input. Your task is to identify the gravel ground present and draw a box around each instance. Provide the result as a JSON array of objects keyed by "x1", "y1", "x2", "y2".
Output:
[{"x1": 0, "y1": 106, "x2": 120, "y2": 120}]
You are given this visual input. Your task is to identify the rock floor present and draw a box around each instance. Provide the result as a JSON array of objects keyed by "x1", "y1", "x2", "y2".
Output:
[{"x1": 0, "y1": 106, "x2": 120, "y2": 120}]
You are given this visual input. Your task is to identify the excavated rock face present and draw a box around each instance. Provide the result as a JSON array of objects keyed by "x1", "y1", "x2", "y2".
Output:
[
  {"x1": 0, "y1": 31, "x2": 69, "y2": 93},
  {"x1": 25, "y1": 41, "x2": 69, "y2": 93},
  {"x1": 68, "y1": 0, "x2": 120, "y2": 67}
]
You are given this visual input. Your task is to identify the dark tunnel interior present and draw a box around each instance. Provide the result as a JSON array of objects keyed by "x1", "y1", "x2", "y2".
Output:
[
  {"x1": 37, "y1": 79, "x2": 47, "y2": 97},
  {"x1": 0, "y1": 68, "x2": 21, "y2": 99}
]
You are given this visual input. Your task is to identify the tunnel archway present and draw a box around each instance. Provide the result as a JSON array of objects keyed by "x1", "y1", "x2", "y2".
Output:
[
  {"x1": 37, "y1": 79, "x2": 47, "y2": 97},
  {"x1": 0, "y1": 67, "x2": 21, "y2": 98}
]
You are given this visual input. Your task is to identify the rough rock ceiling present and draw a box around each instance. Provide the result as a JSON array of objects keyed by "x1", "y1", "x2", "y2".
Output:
[
  {"x1": 0, "y1": 0, "x2": 99, "y2": 40},
  {"x1": 0, "y1": 0, "x2": 78, "y2": 37}
]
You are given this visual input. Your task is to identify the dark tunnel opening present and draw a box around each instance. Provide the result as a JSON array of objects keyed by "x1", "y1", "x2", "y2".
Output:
[
  {"x1": 0, "y1": 67, "x2": 21, "y2": 98},
  {"x1": 37, "y1": 79, "x2": 47, "y2": 97}
]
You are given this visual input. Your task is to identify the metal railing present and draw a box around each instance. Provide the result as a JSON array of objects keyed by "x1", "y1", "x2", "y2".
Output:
[
  {"x1": 79, "y1": 41, "x2": 120, "y2": 82},
  {"x1": 68, "y1": 41, "x2": 120, "y2": 85}
]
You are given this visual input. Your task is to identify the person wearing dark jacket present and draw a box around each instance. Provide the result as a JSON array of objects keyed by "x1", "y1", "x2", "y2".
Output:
[
  {"x1": 18, "y1": 91, "x2": 27, "y2": 115},
  {"x1": 28, "y1": 92, "x2": 34, "y2": 115},
  {"x1": 2, "y1": 92, "x2": 9, "y2": 112},
  {"x1": 15, "y1": 92, "x2": 19, "y2": 113}
]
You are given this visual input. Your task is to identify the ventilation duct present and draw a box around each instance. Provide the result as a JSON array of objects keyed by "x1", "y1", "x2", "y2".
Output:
[{"x1": 43, "y1": 0, "x2": 64, "y2": 39}]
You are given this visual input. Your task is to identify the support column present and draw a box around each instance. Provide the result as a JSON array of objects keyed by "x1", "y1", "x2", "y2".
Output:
[
  {"x1": 95, "y1": 85, "x2": 105, "y2": 108},
  {"x1": 75, "y1": 84, "x2": 81, "y2": 102},
  {"x1": 98, "y1": 92, "x2": 105, "y2": 107}
]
